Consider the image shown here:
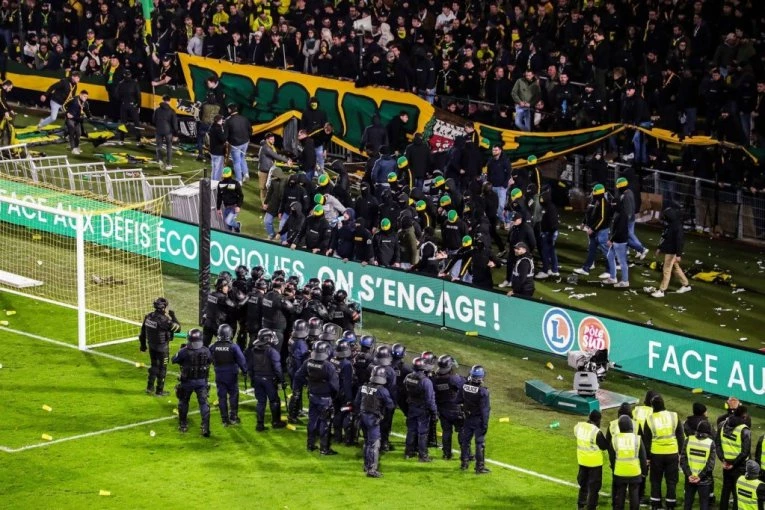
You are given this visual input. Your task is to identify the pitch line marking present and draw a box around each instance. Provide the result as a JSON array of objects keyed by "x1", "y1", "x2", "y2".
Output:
[{"x1": 0, "y1": 326, "x2": 609, "y2": 496}]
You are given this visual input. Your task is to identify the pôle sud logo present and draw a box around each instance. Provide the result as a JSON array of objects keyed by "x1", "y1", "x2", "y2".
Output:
[{"x1": 577, "y1": 316, "x2": 611, "y2": 353}]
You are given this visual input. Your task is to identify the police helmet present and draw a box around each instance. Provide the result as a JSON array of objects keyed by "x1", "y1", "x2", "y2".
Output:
[
  {"x1": 288, "y1": 275, "x2": 301, "y2": 287},
  {"x1": 319, "y1": 332, "x2": 336, "y2": 344},
  {"x1": 334, "y1": 289, "x2": 348, "y2": 303},
  {"x1": 187, "y1": 328, "x2": 203, "y2": 346},
  {"x1": 322, "y1": 322, "x2": 342, "y2": 341},
  {"x1": 370, "y1": 365, "x2": 388, "y2": 385},
  {"x1": 310, "y1": 287, "x2": 323, "y2": 301},
  {"x1": 412, "y1": 356, "x2": 427, "y2": 372},
  {"x1": 359, "y1": 335, "x2": 376, "y2": 350},
  {"x1": 436, "y1": 354, "x2": 455, "y2": 375},
  {"x1": 255, "y1": 328, "x2": 276, "y2": 347},
  {"x1": 420, "y1": 351, "x2": 436, "y2": 371},
  {"x1": 272, "y1": 269, "x2": 286, "y2": 280},
  {"x1": 292, "y1": 319, "x2": 309, "y2": 339},
  {"x1": 469, "y1": 364, "x2": 486, "y2": 382},
  {"x1": 153, "y1": 297, "x2": 168, "y2": 312},
  {"x1": 322, "y1": 279, "x2": 335, "y2": 295},
  {"x1": 342, "y1": 330, "x2": 357, "y2": 345},
  {"x1": 255, "y1": 279, "x2": 268, "y2": 292},
  {"x1": 271, "y1": 277, "x2": 284, "y2": 290},
  {"x1": 307, "y1": 317, "x2": 323, "y2": 336},
  {"x1": 374, "y1": 344, "x2": 393, "y2": 366},
  {"x1": 251, "y1": 266, "x2": 265, "y2": 280},
  {"x1": 307, "y1": 277, "x2": 321, "y2": 288},
  {"x1": 311, "y1": 340, "x2": 331, "y2": 361},
  {"x1": 334, "y1": 339, "x2": 352, "y2": 359},
  {"x1": 235, "y1": 265, "x2": 249, "y2": 280},
  {"x1": 217, "y1": 323, "x2": 234, "y2": 342},
  {"x1": 218, "y1": 271, "x2": 233, "y2": 283},
  {"x1": 391, "y1": 343, "x2": 406, "y2": 360},
  {"x1": 215, "y1": 278, "x2": 229, "y2": 292}
]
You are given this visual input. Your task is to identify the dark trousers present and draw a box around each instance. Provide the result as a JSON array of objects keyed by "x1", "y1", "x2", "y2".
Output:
[
  {"x1": 488, "y1": 216, "x2": 505, "y2": 251},
  {"x1": 577, "y1": 465, "x2": 603, "y2": 509},
  {"x1": 307, "y1": 394, "x2": 333, "y2": 449},
  {"x1": 66, "y1": 119, "x2": 81, "y2": 149},
  {"x1": 147, "y1": 347, "x2": 169, "y2": 392},
  {"x1": 196, "y1": 122, "x2": 210, "y2": 157},
  {"x1": 439, "y1": 409, "x2": 463, "y2": 458},
  {"x1": 251, "y1": 375, "x2": 280, "y2": 425},
  {"x1": 361, "y1": 413, "x2": 382, "y2": 471},
  {"x1": 460, "y1": 415, "x2": 487, "y2": 468},
  {"x1": 683, "y1": 482, "x2": 711, "y2": 510},
  {"x1": 119, "y1": 103, "x2": 141, "y2": 141},
  {"x1": 650, "y1": 453, "x2": 679, "y2": 506},
  {"x1": 202, "y1": 325, "x2": 217, "y2": 347},
  {"x1": 719, "y1": 466, "x2": 745, "y2": 510},
  {"x1": 214, "y1": 371, "x2": 239, "y2": 422},
  {"x1": 612, "y1": 477, "x2": 641, "y2": 510},
  {"x1": 405, "y1": 408, "x2": 430, "y2": 457},
  {"x1": 176, "y1": 379, "x2": 210, "y2": 431},
  {"x1": 155, "y1": 133, "x2": 173, "y2": 164}
]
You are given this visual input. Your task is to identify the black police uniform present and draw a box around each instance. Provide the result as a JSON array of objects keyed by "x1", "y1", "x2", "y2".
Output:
[
  {"x1": 210, "y1": 337, "x2": 247, "y2": 425},
  {"x1": 294, "y1": 357, "x2": 339, "y2": 453},
  {"x1": 458, "y1": 378, "x2": 491, "y2": 472},
  {"x1": 139, "y1": 308, "x2": 180, "y2": 395},
  {"x1": 260, "y1": 290, "x2": 292, "y2": 350},
  {"x1": 203, "y1": 290, "x2": 231, "y2": 346},
  {"x1": 434, "y1": 371, "x2": 466, "y2": 459},
  {"x1": 172, "y1": 339, "x2": 212, "y2": 436},
  {"x1": 355, "y1": 380, "x2": 395, "y2": 476}
]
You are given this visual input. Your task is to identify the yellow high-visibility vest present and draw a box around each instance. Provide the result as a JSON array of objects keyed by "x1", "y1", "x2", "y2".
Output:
[
  {"x1": 633, "y1": 405, "x2": 653, "y2": 431},
  {"x1": 721, "y1": 423, "x2": 748, "y2": 461},
  {"x1": 647, "y1": 410, "x2": 679, "y2": 454},
  {"x1": 613, "y1": 433, "x2": 642, "y2": 477},
  {"x1": 574, "y1": 422, "x2": 603, "y2": 467},
  {"x1": 736, "y1": 476, "x2": 763, "y2": 510},
  {"x1": 685, "y1": 437, "x2": 713, "y2": 477}
]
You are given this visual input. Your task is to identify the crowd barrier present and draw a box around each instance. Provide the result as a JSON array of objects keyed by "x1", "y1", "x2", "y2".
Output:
[{"x1": 1, "y1": 177, "x2": 762, "y2": 406}]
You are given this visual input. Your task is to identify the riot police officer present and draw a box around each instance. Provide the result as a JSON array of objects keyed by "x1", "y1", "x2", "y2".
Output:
[
  {"x1": 139, "y1": 297, "x2": 181, "y2": 396},
  {"x1": 458, "y1": 365, "x2": 491, "y2": 474},
  {"x1": 330, "y1": 339, "x2": 355, "y2": 445},
  {"x1": 420, "y1": 350, "x2": 440, "y2": 448},
  {"x1": 294, "y1": 340, "x2": 339, "y2": 454},
  {"x1": 172, "y1": 329, "x2": 212, "y2": 437},
  {"x1": 301, "y1": 287, "x2": 330, "y2": 321},
  {"x1": 245, "y1": 278, "x2": 268, "y2": 345},
  {"x1": 328, "y1": 290, "x2": 359, "y2": 331},
  {"x1": 287, "y1": 319, "x2": 310, "y2": 423},
  {"x1": 367, "y1": 344, "x2": 397, "y2": 452},
  {"x1": 320, "y1": 279, "x2": 335, "y2": 306},
  {"x1": 231, "y1": 265, "x2": 250, "y2": 346},
  {"x1": 404, "y1": 356, "x2": 438, "y2": 462},
  {"x1": 246, "y1": 328, "x2": 286, "y2": 431},
  {"x1": 391, "y1": 343, "x2": 411, "y2": 416},
  {"x1": 260, "y1": 280, "x2": 294, "y2": 351},
  {"x1": 434, "y1": 354, "x2": 465, "y2": 460},
  {"x1": 210, "y1": 324, "x2": 247, "y2": 426},
  {"x1": 355, "y1": 365, "x2": 395, "y2": 478},
  {"x1": 306, "y1": 317, "x2": 323, "y2": 349},
  {"x1": 203, "y1": 278, "x2": 232, "y2": 346}
]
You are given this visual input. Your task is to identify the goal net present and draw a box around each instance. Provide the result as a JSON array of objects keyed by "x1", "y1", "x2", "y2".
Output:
[{"x1": 0, "y1": 177, "x2": 164, "y2": 350}]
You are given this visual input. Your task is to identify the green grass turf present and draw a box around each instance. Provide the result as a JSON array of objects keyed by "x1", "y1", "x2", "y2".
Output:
[
  {"x1": 2, "y1": 282, "x2": 765, "y2": 508},
  {"x1": 9, "y1": 113, "x2": 765, "y2": 349}
]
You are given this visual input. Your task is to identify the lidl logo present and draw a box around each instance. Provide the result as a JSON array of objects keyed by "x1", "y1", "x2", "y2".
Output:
[
  {"x1": 578, "y1": 316, "x2": 611, "y2": 352},
  {"x1": 542, "y1": 308, "x2": 575, "y2": 354}
]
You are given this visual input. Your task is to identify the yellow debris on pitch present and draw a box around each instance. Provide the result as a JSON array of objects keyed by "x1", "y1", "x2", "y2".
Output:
[
  {"x1": 546, "y1": 362, "x2": 554, "y2": 370},
  {"x1": 42, "y1": 404, "x2": 52, "y2": 412},
  {"x1": 499, "y1": 417, "x2": 510, "y2": 423},
  {"x1": 41, "y1": 434, "x2": 53, "y2": 441},
  {"x1": 6, "y1": 310, "x2": 16, "y2": 316},
  {"x1": 99, "y1": 490, "x2": 111, "y2": 497},
  {"x1": 286, "y1": 424, "x2": 297, "y2": 431}
]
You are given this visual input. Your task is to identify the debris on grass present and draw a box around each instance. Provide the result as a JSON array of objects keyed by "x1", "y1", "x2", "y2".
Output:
[
  {"x1": 563, "y1": 287, "x2": 574, "y2": 291},
  {"x1": 569, "y1": 293, "x2": 597, "y2": 300},
  {"x1": 713, "y1": 307, "x2": 732, "y2": 312},
  {"x1": 720, "y1": 324, "x2": 727, "y2": 327},
  {"x1": 522, "y1": 357, "x2": 529, "y2": 360},
  {"x1": 739, "y1": 338, "x2": 748, "y2": 342},
  {"x1": 692, "y1": 388, "x2": 703, "y2": 394},
  {"x1": 41, "y1": 405, "x2": 52, "y2": 412},
  {"x1": 0, "y1": 320, "x2": 8, "y2": 326},
  {"x1": 149, "y1": 430, "x2": 156, "y2": 437},
  {"x1": 732, "y1": 288, "x2": 745, "y2": 294},
  {"x1": 6, "y1": 310, "x2": 16, "y2": 316},
  {"x1": 556, "y1": 375, "x2": 564, "y2": 381},
  {"x1": 98, "y1": 490, "x2": 111, "y2": 497},
  {"x1": 646, "y1": 319, "x2": 653, "y2": 326},
  {"x1": 498, "y1": 417, "x2": 510, "y2": 423},
  {"x1": 546, "y1": 362, "x2": 554, "y2": 370},
  {"x1": 41, "y1": 434, "x2": 53, "y2": 441}
]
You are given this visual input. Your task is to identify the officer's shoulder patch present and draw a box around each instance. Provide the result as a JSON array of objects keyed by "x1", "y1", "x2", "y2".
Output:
[{"x1": 463, "y1": 384, "x2": 479, "y2": 394}]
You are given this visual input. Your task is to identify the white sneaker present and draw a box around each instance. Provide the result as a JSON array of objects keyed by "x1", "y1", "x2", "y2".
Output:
[
  {"x1": 603, "y1": 278, "x2": 618, "y2": 284},
  {"x1": 676, "y1": 285, "x2": 692, "y2": 294},
  {"x1": 498, "y1": 280, "x2": 510, "y2": 288},
  {"x1": 165, "y1": 165, "x2": 174, "y2": 170},
  {"x1": 589, "y1": 263, "x2": 596, "y2": 270},
  {"x1": 549, "y1": 272, "x2": 560, "y2": 277},
  {"x1": 598, "y1": 272, "x2": 611, "y2": 279},
  {"x1": 71, "y1": 147, "x2": 81, "y2": 155},
  {"x1": 614, "y1": 281, "x2": 630, "y2": 288},
  {"x1": 573, "y1": 268, "x2": 589, "y2": 276},
  {"x1": 638, "y1": 248, "x2": 650, "y2": 260},
  {"x1": 534, "y1": 271, "x2": 549, "y2": 279},
  {"x1": 651, "y1": 290, "x2": 665, "y2": 298}
]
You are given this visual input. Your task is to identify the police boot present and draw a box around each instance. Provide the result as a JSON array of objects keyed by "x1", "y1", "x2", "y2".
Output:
[
  {"x1": 229, "y1": 413, "x2": 240, "y2": 425},
  {"x1": 270, "y1": 403, "x2": 286, "y2": 429},
  {"x1": 650, "y1": 502, "x2": 660, "y2": 510},
  {"x1": 475, "y1": 446, "x2": 490, "y2": 474},
  {"x1": 256, "y1": 422, "x2": 267, "y2": 432},
  {"x1": 201, "y1": 422, "x2": 210, "y2": 438},
  {"x1": 155, "y1": 379, "x2": 169, "y2": 397},
  {"x1": 319, "y1": 437, "x2": 338, "y2": 456},
  {"x1": 366, "y1": 470, "x2": 383, "y2": 478},
  {"x1": 307, "y1": 438, "x2": 317, "y2": 452},
  {"x1": 380, "y1": 441, "x2": 390, "y2": 452},
  {"x1": 179, "y1": 422, "x2": 188, "y2": 433},
  {"x1": 222, "y1": 417, "x2": 231, "y2": 427},
  {"x1": 460, "y1": 459, "x2": 470, "y2": 470},
  {"x1": 427, "y1": 417, "x2": 440, "y2": 448}
]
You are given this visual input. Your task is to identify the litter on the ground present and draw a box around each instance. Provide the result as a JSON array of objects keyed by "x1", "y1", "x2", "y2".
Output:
[
  {"x1": 739, "y1": 338, "x2": 748, "y2": 342},
  {"x1": 569, "y1": 293, "x2": 597, "y2": 299},
  {"x1": 713, "y1": 308, "x2": 732, "y2": 312},
  {"x1": 732, "y1": 288, "x2": 745, "y2": 294},
  {"x1": 556, "y1": 375, "x2": 564, "y2": 381},
  {"x1": 546, "y1": 362, "x2": 554, "y2": 370},
  {"x1": 522, "y1": 357, "x2": 529, "y2": 360}
]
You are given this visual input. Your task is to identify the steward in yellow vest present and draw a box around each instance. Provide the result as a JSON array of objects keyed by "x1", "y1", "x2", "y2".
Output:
[
  {"x1": 679, "y1": 420, "x2": 716, "y2": 509},
  {"x1": 716, "y1": 405, "x2": 752, "y2": 510},
  {"x1": 606, "y1": 402, "x2": 636, "y2": 446},
  {"x1": 574, "y1": 410, "x2": 608, "y2": 510},
  {"x1": 608, "y1": 415, "x2": 647, "y2": 510},
  {"x1": 736, "y1": 460, "x2": 765, "y2": 510},
  {"x1": 642, "y1": 395, "x2": 684, "y2": 510}
]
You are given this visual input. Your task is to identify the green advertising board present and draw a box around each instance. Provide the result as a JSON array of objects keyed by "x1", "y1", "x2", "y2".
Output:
[{"x1": 1, "y1": 178, "x2": 762, "y2": 405}]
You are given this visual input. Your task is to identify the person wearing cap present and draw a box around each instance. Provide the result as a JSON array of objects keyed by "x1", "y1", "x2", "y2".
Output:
[
  {"x1": 736, "y1": 460, "x2": 765, "y2": 510},
  {"x1": 650, "y1": 202, "x2": 692, "y2": 298},
  {"x1": 642, "y1": 395, "x2": 684, "y2": 510},
  {"x1": 151, "y1": 54, "x2": 179, "y2": 88},
  {"x1": 405, "y1": 132, "x2": 430, "y2": 191},
  {"x1": 574, "y1": 410, "x2": 608, "y2": 510},
  {"x1": 610, "y1": 415, "x2": 649, "y2": 510},
  {"x1": 116, "y1": 69, "x2": 141, "y2": 145},
  {"x1": 499, "y1": 210, "x2": 536, "y2": 288},
  {"x1": 298, "y1": 205, "x2": 333, "y2": 254},
  {"x1": 441, "y1": 209, "x2": 468, "y2": 254},
  {"x1": 373, "y1": 218, "x2": 401, "y2": 268},
  {"x1": 607, "y1": 176, "x2": 631, "y2": 287},
  {"x1": 716, "y1": 404, "x2": 752, "y2": 510},
  {"x1": 152, "y1": 94, "x2": 178, "y2": 169},
  {"x1": 507, "y1": 241, "x2": 534, "y2": 297},
  {"x1": 505, "y1": 186, "x2": 531, "y2": 226},
  {"x1": 370, "y1": 145, "x2": 397, "y2": 198},
  {"x1": 280, "y1": 201, "x2": 306, "y2": 250},
  {"x1": 614, "y1": 176, "x2": 650, "y2": 260},
  {"x1": 296, "y1": 128, "x2": 318, "y2": 181},
  {"x1": 574, "y1": 184, "x2": 615, "y2": 278},
  {"x1": 301, "y1": 97, "x2": 328, "y2": 172},
  {"x1": 683, "y1": 403, "x2": 712, "y2": 439},
  {"x1": 386, "y1": 110, "x2": 410, "y2": 154},
  {"x1": 65, "y1": 89, "x2": 90, "y2": 156},
  {"x1": 440, "y1": 235, "x2": 478, "y2": 283},
  {"x1": 216, "y1": 167, "x2": 243, "y2": 233},
  {"x1": 679, "y1": 420, "x2": 716, "y2": 510}
]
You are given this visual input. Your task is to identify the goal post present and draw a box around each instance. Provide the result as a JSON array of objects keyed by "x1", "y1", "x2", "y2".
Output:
[{"x1": 0, "y1": 181, "x2": 164, "y2": 350}]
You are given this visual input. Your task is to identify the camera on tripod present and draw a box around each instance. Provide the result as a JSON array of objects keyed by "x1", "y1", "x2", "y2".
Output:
[{"x1": 567, "y1": 349, "x2": 621, "y2": 397}]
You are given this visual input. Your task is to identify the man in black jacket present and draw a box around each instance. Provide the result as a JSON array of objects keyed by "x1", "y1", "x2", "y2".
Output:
[
  {"x1": 116, "y1": 70, "x2": 141, "y2": 144},
  {"x1": 508, "y1": 242, "x2": 534, "y2": 297},
  {"x1": 299, "y1": 205, "x2": 332, "y2": 254},
  {"x1": 301, "y1": 97, "x2": 327, "y2": 171},
  {"x1": 607, "y1": 178, "x2": 631, "y2": 288},
  {"x1": 650, "y1": 204, "x2": 692, "y2": 298},
  {"x1": 621, "y1": 81, "x2": 652, "y2": 165},
  {"x1": 209, "y1": 115, "x2": 227, "y2": 180},
  {"x1": 386, "y1": 111, "x2": 409, "y2": 154},
  {"x1": 38, "y1": 71, "x2": 79, "y2": 129},
  {"x1": 298, "y1": 129, "x2": 317, "y2": 180},
  {"x1": 65, "y1": 90, "x2": 90, "y2": 155},
  {"x1": 153, "y1": 95, "x2": 178, "y2": 169},
  {"x1": 216, "y1": 167, "x2": 244, "y2": 233},
  {"x1": 404, "y1": 133, "x2": 430, "y2": 190},
  {"x1": 225, "y1": 103, "x2": 252, "y2": 181},
  {"x1": 499, "y1": 211, "x2": 536, "y2": 288}
]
